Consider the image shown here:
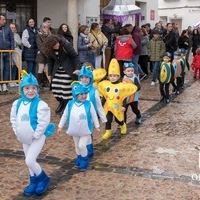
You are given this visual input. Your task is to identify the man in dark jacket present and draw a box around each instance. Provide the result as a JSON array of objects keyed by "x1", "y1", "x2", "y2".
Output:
[
  {"x1": 0, "y1": 13, "x2": 14, "y2": 92},
  {"x1": 163, "y1": 23, "x2": 177, "y2": 60}
]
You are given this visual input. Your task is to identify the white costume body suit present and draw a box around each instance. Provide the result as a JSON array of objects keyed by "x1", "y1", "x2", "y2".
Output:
[
  {"x1": 58, "y1": 101, "x2": 99, "y2": 157},
  {"x1": 10, "y1": 100, "x2": 50, "y2": 176}
]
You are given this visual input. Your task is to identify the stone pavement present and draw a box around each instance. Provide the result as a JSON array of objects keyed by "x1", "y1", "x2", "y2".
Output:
[{"x1": 1, "y1": 70, "x2": 200, "y2": 200}]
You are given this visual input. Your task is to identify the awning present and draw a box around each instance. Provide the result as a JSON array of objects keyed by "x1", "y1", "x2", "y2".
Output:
[{"x1": 101, "y1": 0, "x2": 141, "y2": 17}]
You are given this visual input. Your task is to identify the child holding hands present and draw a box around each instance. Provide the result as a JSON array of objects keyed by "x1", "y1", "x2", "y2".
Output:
[
  {"x1": 78, "y1": 64, "x2": 107, "y2": 156},
  {"x1": 98, "y1": 58, "x2": 137, "y2": 139},
  {"x1": 122, "y1": 62, "x2": 141, "y2": 124},
  {"x1": 57, "y1": 81, "x2": 100, "y2": 171}
]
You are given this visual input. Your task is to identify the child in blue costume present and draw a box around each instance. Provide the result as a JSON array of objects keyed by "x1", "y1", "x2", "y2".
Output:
[
  {"x1": 122, "y1": 62, "x2": 141, "y2": 124},
  {"x1": 57, "y1": 81, "x2": 100, "y2": 171},
  {"x1": 10, "y1": 73, "x2": 55, "y2": 196},
  {"x1": 78, "y1": 65, "x2": 107, "y2": 157}
]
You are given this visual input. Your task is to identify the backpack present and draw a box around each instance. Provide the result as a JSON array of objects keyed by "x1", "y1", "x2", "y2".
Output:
[
  {"x1": 180, "y1": 56, "x2": 187, "y2": 72},
  {"x1": 160, "y1": 62, "x2": 171, "y2": 84},
  {"x1": 172, "y1": 60, "x2": 182, "y2": 78}
]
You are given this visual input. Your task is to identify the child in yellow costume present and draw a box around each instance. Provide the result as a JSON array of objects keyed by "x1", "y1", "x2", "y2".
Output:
[{"x1": 98, "y1": 58, "x2": 137, "y2": 139}]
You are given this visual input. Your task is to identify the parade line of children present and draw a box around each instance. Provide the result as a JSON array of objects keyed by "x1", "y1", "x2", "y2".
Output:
[{"x1": 10, "y1": 49, "x2": 190, "y2": 195}]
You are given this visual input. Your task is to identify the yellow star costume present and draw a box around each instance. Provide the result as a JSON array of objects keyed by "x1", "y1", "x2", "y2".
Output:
[
  {"x1": 98, "y1": 59, "x2": 137, "y2": 139},
  {"x1": 93, "y1": 68, "x2": 107, "y2": 87}
]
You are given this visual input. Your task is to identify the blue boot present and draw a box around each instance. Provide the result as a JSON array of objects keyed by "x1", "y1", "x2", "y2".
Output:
[
  {"x1": 87, "y1": 143, "x2": 94, "y2": 157},
  {"x1": 23, "y1": 176, "x2": 37, "y2": 196},
  {"x1": 75, "y1": 155, "x2": 81, "y2": 167},
  {"x1": 35, "y1": 170, "x2": 50, "y2": 195},
  {"x1": 79, "y1": 156, "x2": 89, "y2": 172}
]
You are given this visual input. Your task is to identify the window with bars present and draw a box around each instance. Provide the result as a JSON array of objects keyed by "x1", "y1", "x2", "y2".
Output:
[{"x1": 0, "y1": 0, "x2": 37, "y2": 35}]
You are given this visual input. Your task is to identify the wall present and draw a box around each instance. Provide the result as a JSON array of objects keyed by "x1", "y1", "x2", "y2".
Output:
[
  {"x1": 159, "y1": 0, "x2": 200, "y2": 30},
  {"x1": 78, "y1": 0, "x2": 100, "y2": 26},
  {"x1": 37, "y1": 0, "x2": 68, "y2": 28}
]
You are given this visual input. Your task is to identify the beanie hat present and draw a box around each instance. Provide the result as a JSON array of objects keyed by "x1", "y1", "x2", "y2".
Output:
[
  {"x1": 108, "y1": 58, "x2": 120, "y2": 76},
  {"x1": 123, "y1": 62, "x2": 134, "y2": 70},
  {"x1": 163, "y1": 52, "x2": 172, "y2": 58},
  {"x1": 174, "y1": 51, "x2": 181, "y2": 56}
]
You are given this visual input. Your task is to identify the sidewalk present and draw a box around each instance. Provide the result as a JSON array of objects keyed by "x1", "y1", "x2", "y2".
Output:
[{"x1": 1, "y1": 70, "x2": 200, "y2": 200}]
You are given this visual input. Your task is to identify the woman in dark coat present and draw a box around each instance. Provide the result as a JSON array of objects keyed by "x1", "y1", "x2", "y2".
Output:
[
  {"x1": 22, "y1": 18, "x2": 38, "y2": 76},
  {"x1": 41, "y1": 35, "x2": 81, "y2": 114},
  {"x1": 192, "y1": 29, "x2": 200, "y2": 56},
  {"x1": 57, "y1": 23, "x2": 73, "y2": 45}
]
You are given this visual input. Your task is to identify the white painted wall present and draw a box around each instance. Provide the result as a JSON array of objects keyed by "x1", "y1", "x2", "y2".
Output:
[
  {"x1": 159, "y1": 0, "x2": 200, "y2": 30},
  {"x1": 37, "y1": 0, "x2": 68, "y2": 29},
  {"x1": 37, "y1": 0, "x2": 159, "y2": 29},
  {"x1": 78, "y1": 0, "x2": 100, "y2": 26}
]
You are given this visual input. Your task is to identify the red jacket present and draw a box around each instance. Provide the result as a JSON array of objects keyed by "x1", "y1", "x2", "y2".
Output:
[
  {"x1": 192, "y1": 54, "x2": 200, "y2": 69},
  {"x1": 115, "y1": 35, "x2": 135, "y2": 61}
]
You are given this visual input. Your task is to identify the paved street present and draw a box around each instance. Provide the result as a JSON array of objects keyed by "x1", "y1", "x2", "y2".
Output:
[{"x1": 1, "y1": 69, "x2": 200, "y2": 200}]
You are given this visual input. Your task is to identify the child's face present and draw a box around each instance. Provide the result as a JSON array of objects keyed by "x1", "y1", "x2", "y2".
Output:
[
  {"x1": 23, "y1": 85, "x2": 37, "y2": 99},
  {"x1": 80, "y1": 76, "x2": 90, "y2": 85},
  {"x1": 163, "y1": 56, "x2": 170, "y2": 62},
  {"x1": 76, "y1": 93, "x2": 87, "y2": 102},
  {"x1": 108, "y1": 74, "x2": 120, "y2": 83},
  {"x1": 174, "y1": 55, "x2": 179, "y2": 60},
  {"x1": 153, "y1": 34, "x2": 160, "y2": 39},
  {"x1": 123, "y1": 67, "x2": 134, "y2": 77}
]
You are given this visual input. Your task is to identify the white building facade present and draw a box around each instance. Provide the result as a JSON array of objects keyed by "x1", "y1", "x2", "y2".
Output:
[
  {"x1": 158, "y1": 0, "x2": 200, "y2": 31},
  {"x1": 37, "y1": 0, "x2": 158, "y2": 48}
]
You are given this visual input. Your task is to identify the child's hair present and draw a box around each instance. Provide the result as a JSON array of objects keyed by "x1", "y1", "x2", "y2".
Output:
[
  {"x1": 82, "y1": 61, "x2": 93, "y2": 69},
  {"x1": 196, "y1": 48, "x2": 200, "y2": 55}
]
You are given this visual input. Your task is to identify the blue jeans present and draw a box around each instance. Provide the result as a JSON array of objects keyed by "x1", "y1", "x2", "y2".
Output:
[
  {"x1": 151, "y1": 61, "x2": 160, "y2": 82},
  {"x1": 11, "y1": 65, "x2": 18, "y2": 80},
  {"x1": 26, "y1": 61, "x2": 36, "y2": 76},
  {"x1": 88, "y1": 51, "x2": 95, "y2": 69},
  {"x1": 132, "y1": 55, "x2": 144, "y2": 76},
  {"x1": 0, "y1": 53, "x2": 10, "y2": 81}
]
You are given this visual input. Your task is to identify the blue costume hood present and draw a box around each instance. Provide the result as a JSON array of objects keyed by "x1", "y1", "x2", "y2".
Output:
[
  {"x1": 19, "y1": 73, "x2": 39, "y2": 101},
  {"x1": 78, "y1": 65, "x2": 94, "y2": 87},
  {"x1": 71, "y1": 81, "x2": 89, "y2": 103}
]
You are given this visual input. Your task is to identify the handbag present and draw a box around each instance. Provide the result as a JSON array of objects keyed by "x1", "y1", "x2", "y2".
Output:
[{"x1": 91, "y1": 33, "x2": 103, "y2": 56}]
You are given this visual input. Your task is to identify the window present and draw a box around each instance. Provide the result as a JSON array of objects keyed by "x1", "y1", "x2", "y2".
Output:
[{"x1": 0, "y1": 0, "x2": 37, "y2": 35}]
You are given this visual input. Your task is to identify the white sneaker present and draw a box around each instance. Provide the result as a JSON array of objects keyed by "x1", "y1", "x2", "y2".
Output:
[
  {"x1": 2, "y1": 83, "x2": 8, "y2": 92},
  {"x1": 0, "y1": 85, "x2": 2, "y2": 92},
  {"x1": 151, "y1": 81, "x2": 155, "y2": 86},
  {"x1": 9, "y1": 82, "x2": 18, "y2": 87}
]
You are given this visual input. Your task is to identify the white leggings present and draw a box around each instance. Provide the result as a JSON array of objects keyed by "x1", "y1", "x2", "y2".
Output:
[
  {"x1": 73, "y1": 135, "x2": 90, "y2": 157},
  {"x1": 23, "y1": 135, "x2": 46, "y2": 176}
]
